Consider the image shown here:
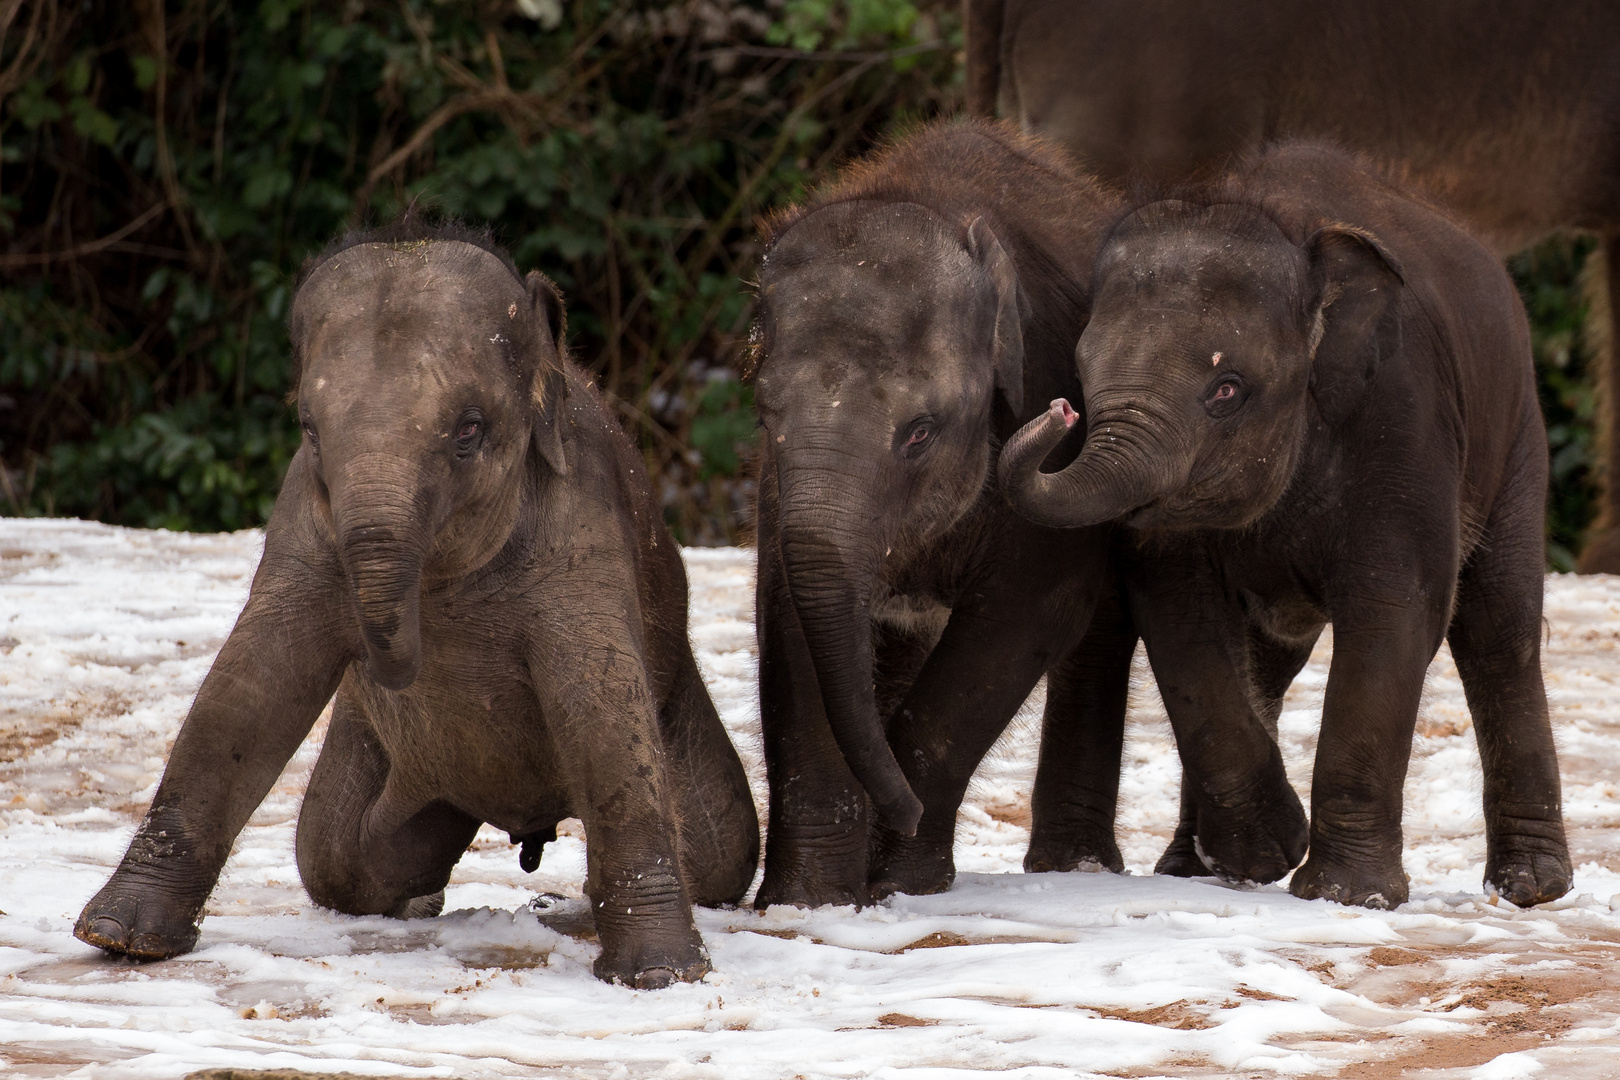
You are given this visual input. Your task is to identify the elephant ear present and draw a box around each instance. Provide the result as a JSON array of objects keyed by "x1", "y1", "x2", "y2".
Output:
[
  {"x1": 1306, "y1": 225, "x2": 1403, "y2": 427},
  {"x1": 525, "y1": 270, "x2": 570, "y2": 477},
  {"x1": 966, "y1": 216, "x2": 1029, "y2": 416}
]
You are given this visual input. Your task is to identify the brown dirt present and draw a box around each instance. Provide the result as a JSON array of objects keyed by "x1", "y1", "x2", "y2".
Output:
[
  {"x1": 896, "y1": 930, "x2": 974, "y2": 951},
  {"x1": 1091, "y1": 999, "x2": 1216, "y2": 1030},
  {"x1": 876, "y1": 1012, "x2": 935, "y2": 1027}
]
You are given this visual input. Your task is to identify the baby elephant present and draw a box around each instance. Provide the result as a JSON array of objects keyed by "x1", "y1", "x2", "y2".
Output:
[
  {"x1": 1002, "y1": 143, "x2": 1572, "y2": 908},
  {"x1": 75, "y1": 224, "x2": 759, "y2": 987}
]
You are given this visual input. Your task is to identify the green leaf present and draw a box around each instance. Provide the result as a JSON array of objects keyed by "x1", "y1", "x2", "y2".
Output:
[
  {"x1": 130, "y1": 54, "x2": 159, "y2": 91},
  {"x1": 68, "y1": 98, "x2": 119, "y2": 147}
]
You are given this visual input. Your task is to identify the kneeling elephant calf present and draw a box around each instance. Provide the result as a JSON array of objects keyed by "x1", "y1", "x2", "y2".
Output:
[
  {"x1": 1002, "y1": 143, "x2": 1572, "y2": 908},
  {"x1": 75, "y1": 224, "x2": 759, "y2": 987}
]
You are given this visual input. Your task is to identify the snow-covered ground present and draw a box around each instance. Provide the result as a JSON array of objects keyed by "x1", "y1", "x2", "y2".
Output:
[{"x1": 2, "y1": 519, "x2": 1619, "y2": 1079}]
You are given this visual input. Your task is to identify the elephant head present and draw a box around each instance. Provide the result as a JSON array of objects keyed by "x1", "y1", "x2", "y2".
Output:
[
  {"x1": 999, "y1": 200, "x2": 1401, "y2": 531},
  {"x1": 753, "y1": 200, "x2": 1028, "y2": 833},
  {"x1": 289, "y1": 233, "x2": 569, "y2": 690}
]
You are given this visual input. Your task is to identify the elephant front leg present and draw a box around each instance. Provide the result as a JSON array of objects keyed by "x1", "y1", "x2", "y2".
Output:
[
  {"x1": 872, "y1": 527, "x2": 1108, "y2": 898},
  {"x1": 1289, "y1": 607, "x2": 1443, "y2": 909},
  {"x1": 1139, "y1": 591, "x2": 1308, "y2": 886},
  {"x1": 1155, "y1": 623, "x2": 1319, "y2": 878},
  {"x1": 531, "y1": 621, "x2": 706, "y2": 988},
  {"x1": 1026, "y1": 587, "x2": 1136, "y2": 876},
  {"x1": 754, "y1": 493, "x2": 870, "y2": 909},
  {"x1": 76, "y1": 560, "x2": 349, "y2": 960}
]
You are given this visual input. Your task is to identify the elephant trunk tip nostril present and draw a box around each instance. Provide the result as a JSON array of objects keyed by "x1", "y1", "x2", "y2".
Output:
[{"x1": 1050, "y1": 398, "x2": 1078, "y2": 428}]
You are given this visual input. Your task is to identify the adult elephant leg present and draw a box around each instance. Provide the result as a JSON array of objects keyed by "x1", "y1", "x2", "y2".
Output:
[
  {"x1": 1449, "y1": 443, "x2": 1571, "y2": 905},
  {"x1": 754, "y1": 455, "x2": 871, "y2": 909},
  {"x1": 1026, "y1": 584, "x2": 1135, "y2": 875},
  {"x1": 1577, "y1": 232, "x2": 1620, "y2": 573},
  {"x1": 657, "y1": 645, "x2": 760, "y2": 908},
  {"x1": 1289, "y1": 590, "x2": 1449, "y2": 908},
  {"x1": 870, "y1": 522, "x2": 1106, "y2": 899},
  {"x1": 296, "y1": 693, "x2": 480, "y2": 918},
  {"x1": 1134, "y1": 564, "x2": 1308, "y2": 886}
]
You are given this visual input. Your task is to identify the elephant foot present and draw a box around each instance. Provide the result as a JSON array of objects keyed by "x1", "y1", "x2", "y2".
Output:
[
  {"x1": 1025, "y1": 826, "x2": 1125, "y2": 875},
  {"x1": 593, "y1": 925, "x2": 710, "y2": 988},
  {"x1": 1485, "y1": 844, "x2": 1572, "y2": 908},
  {"x1": 1289, "y1": 853, "x2": 1409, "y2": 909},
  {"x1": 756, "y1": 823, "x2": 869, "y2": 909},
  {"x1": 391, "y1": 890, "x2": 445, "y2": 919},
  {"x1": 868, "y1": 824, "x2": 955, "y2": 901},
  {"x1": 1190, "y1": 770, "x2": 1308, "y2": 885},
  {"x1": 1153, "y1": 829, "x2": 1211, "y2": 877},
  {"x1": 75, "y1": 872, "x2": 208, "y2": 961}
]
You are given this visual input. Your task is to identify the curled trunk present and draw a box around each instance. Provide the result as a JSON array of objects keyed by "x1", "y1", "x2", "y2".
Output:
[{"x1": 998, "y1": 398, "x2": 1177, "y2": 528}]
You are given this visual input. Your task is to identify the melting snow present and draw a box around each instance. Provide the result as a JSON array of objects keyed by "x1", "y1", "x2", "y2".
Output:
[{"x1": 2, "y1": 519, "x2": 1619, "y2": 1078}]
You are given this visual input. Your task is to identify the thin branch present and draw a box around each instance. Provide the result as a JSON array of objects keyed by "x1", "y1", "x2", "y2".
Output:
[
  {"x1": 695, "y1": 40, "x2": 945, "y2": 64},
  {"x1": 0, "y1": 201, "x2": 166, "y2": 267}
]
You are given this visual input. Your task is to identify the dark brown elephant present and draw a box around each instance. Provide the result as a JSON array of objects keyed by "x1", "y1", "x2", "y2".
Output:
[
  {"x1": 1001, "y1": 144, "x2": 1573, "y2": 908},
  {"x1": 74, "y1": 223, "x2": 759, "y2": 988},
  {"x1": 966, "y1": 0, "x2": 1620, "y2": 571},
  {"x1": 748, "y1": 120, "x2": 1291, "y2": 908}
]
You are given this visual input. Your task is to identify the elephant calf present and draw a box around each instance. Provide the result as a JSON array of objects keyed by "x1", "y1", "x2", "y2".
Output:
[
  {"x1": 1002, "y1": 143, "x2": 1572, "y2": 908},
  {"x1": 750, "y1": 118, "x2": 1136, "y2": 908},
  {"x1": 75, "y1": 224, "x2": 759, "y2": 987}
]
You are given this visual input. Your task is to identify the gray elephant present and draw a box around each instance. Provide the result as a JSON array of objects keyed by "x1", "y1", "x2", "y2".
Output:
[
  {"x1": 750, "y1": 119, "x2": 1144, "y2": 908},
  {"x1": 966, "y1": 0, "x2": 1620, "y2": 573},
  {"x1": 1001, "y1": 143, "x2": 1572, "y2": 908},
  {"x1": 74, "y1": 223, "x2": 759, "y2": 987}
]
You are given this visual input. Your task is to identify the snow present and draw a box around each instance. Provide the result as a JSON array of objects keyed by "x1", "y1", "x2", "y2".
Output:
[{"x1": 2, "y1": 518, "x2": 1619, "y2": 1078}]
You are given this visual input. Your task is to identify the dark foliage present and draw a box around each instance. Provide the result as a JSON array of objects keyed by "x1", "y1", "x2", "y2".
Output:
[{"x1": 0, "y1": 0, "x2": 958, "y2": 542}]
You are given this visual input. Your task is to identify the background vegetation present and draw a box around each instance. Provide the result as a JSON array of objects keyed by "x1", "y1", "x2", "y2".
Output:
[{"x1": 0, "y1": 0, "x2": 1599, "y2": 559}]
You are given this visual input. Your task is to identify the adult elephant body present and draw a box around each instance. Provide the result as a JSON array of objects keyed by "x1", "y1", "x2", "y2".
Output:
[
  {"x1": 74, "y1": 225, "x2": 758, "y2": 987},
  {"x1": 750, "y1": 120, "x2": 1306, "y2": 907},
  {"x1": 968, "y1": 0, "x2": 1620, "y2": 570},
  {"x1": 1001, "y1": 144, "x2": 1573, "y2": 908}
]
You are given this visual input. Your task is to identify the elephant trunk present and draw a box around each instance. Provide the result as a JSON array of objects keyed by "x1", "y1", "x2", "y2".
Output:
[
  {"x1": 334, "y1": 482, "x2": 432, "y2": 691},
  {"x1": 998, "y1": 398, "x2": 1179, "y2": 528},
  {"x1": 778, "y1": 461, "x2": 924, "y2": 835}
]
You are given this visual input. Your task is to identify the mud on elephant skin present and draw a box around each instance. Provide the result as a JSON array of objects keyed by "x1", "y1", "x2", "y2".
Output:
[
  {"x1": 1001, "y1": 142, "x2": 1573, "y2": 909},
  {"x1": 74, "y1": 222, "x2": 759, "y2": 988},
  {"x1": 750, "y1": 118, "x2": 1186, "y2": 909}
]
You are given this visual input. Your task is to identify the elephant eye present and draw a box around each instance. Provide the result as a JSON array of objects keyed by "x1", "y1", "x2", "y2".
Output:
[
  {"x1": 899, "y1": 418, "x2": 936, "y2": 459},
  {"x1": 301, "y1": 420, "x2": 319, "y2": 451},
  {"x1": 1203, "y1": 374, "x2": 1247, "y2": 418},
  {"x1": 454, "y1": 412, "x2": 485, "y2": 456}
]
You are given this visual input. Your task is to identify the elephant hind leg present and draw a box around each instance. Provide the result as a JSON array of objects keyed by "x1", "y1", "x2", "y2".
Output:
[
  {"x1": 659, "y1": 651, "x2": 760, "y2": 907},
  {"x1": 296, "y1": 698, "x2": 479, "y2": 917},
  {"x1": 1449, "y1": 454, "x2": 1571, "y2": 906}
]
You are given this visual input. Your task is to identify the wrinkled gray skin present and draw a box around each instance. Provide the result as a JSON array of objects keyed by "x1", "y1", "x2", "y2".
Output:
[
  {"x1": 753, "y1": 122, "x2": 1130, "y2": 908},
  {"x1": 74, "y1": 236, "x2": 758, "y2": 987},
  {"x1": 1001, "y1": 145, "x2": 1572, "y2": 908},
  {"x1": 966, "y1": 0, "x2": 1620, "y2": 573}
]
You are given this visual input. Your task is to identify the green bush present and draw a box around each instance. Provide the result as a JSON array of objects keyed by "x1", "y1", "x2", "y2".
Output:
[{"x1": 0, "y1": 0, "x2": 958, "y2": 542}]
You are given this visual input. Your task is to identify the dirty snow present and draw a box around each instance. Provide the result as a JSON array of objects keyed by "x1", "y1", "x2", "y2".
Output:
[{"x1": 2, "y1": 518, "x2": 1619, "y2": 1079}]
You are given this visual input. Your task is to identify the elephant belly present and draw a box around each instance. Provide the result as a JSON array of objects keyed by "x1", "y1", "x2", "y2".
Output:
[
  {"x1": 342, "y1": 674, "x2": 572, "y2": 837},
  {"x1": 870, "y1": 588, "x2": 952, "y2": 639}
]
